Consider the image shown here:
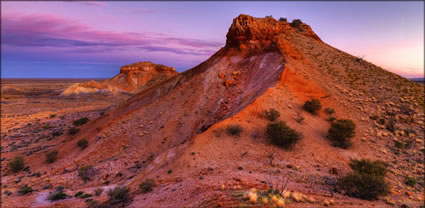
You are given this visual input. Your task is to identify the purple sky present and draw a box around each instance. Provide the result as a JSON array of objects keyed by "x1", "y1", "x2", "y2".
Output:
[{"x1": 1, "y1": 1, "x2": 423, "y2": 78}]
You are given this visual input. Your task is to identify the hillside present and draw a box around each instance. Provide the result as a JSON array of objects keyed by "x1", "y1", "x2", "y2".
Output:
[
  {"x1": 61, "y1": 62, "x2": 178, "y2": 96},
  {"x1": 1, "y1": 14, "x2": 424, "y2": 208}
]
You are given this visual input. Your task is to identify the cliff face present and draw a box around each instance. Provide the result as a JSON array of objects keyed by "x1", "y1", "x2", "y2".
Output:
[{"x1": 61, "y1": 62, "x2": 178, "y2": 96}]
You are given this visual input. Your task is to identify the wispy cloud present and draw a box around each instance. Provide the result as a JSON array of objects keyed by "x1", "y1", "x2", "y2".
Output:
[
  {"x1": 81, "y1": 1, "x2": 109, "y2": 7},
  {"x1": 1, "y1": 13, "x2": 223, "y2": 56}
]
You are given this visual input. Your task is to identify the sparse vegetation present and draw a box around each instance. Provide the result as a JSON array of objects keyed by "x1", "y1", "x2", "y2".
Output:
[
  {"x1": 107, "y1": 186, "x2": 130, "y2": 205},
  {"x1": 399, "y1": 103, "x2": 415, "y2": 123},
  {"x1": 95, "y1": 188, "x2": 103, "y2": 196},
  {"x1": 52, "y1": 130, "x2": 63, "y2": 138},
  {"x1": 68, "y1": 127, "x2": 80, "y2": 135},
  {"x1": 226, "y1": 124, "x2": 243, "y2": 136},
  {"x1": 73, "y1": 117, "x2": 89, "y2": 126},
  {"x1": 48, "y1": 187, "x2": 68, "y2": 201},
  {"x1": 405, "y1": 176, "x2": 417, "y2": 187},
  {"x1": 77, "y1": 138, "x2": 89, "y2": 150},
  {"x1": 328, "y1": 119, "x2": 356, "y2": 148},
  {"x1": 78, "y1": 165, "x2": 96, "y2": 182},
  {"x1": 74, "y1": 191, "x2": 84, "y2": 197},
  {"x1": 303, "y1": 99, "x2": 322, "y2": 114},
  {"x1": 324, "y1": 108, "x2": 336, "y2": 121},
  {"x1": 266, "y1": 121, "x2": 302, "y2": 149},
  {"x1": 338, "y1": 159, "x2": 389, "y2": 200},
  {"x1": 45, "y1": 150, "x2": 58, "y2": 163},
  {"x1": 8, "y1": 156, "x2": 25, "y2": 173},
  {"x1": 349, "y1": 159, "x2": 387, "y2": 176},
  {"x1": 17, "y1": 184, "x2": 33, "y2": 195},
  {"x1": 385, "y1": 118, "x2": 396, "y2": 133},
  {"x1": 139, "y1": 179, "x2": 155, "y2": 193},
  {"x1": 278, "y1": 17, "x2": 287, "y2": 22},
  {"x1": 80, "y1": 193, "x2": 93, "y2": 198},
  {"x1": 264, "y1": 108, "x2": 280, "y2": 121},
  {"x1": 290, "y1": 19, "x2": 303, "y2": 27}
]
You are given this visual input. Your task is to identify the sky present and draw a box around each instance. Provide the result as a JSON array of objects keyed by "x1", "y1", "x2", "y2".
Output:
[{"x1": 1, "y1": 1, "x2": 424, "y2": 78}]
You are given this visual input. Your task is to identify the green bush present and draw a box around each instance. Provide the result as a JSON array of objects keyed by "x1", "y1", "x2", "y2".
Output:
[
  {"x1": 8, "y1": 156, "x2": 25, "y2": 173},
  {"x1": 68, "y1": 127, "x2": 80, "y2": 135},
  {"x1": 139, "y1": 179, "x2": 155, "y2": 193},
  {"x1": 338, "y1": 172, "x2": 389, "y2": 200},
  {"x1": 78, "y1": 165, "x2": 96, "y2": 182},
  {"x1": 48, "y1": 187, "x2": 67, "y2": 201},
  {"x1": 328, "y1": 119, "x2": 356, "y2": 148},
  {"x1": 17, "y1": 184, "x2": 33, "y2": 195},
  {"x1": 226, "y1": 124, "x2": 243, "y2": 136},
  {"x1": 349, "y1": 159, "x2": 387, "y2": 176},
  {"x1": 107, "y1": 186, "x2": 130, "y2": 204},
  {"x1": 266, "y1": 121, "x2": 302, "y2": 149},
  {"x1": 324, "y1": 108, "x2": 335, "y2": 115},
  {"x1": 80, "y1": 193, "x2": 93, "y2": 198},
  {"x1": 45, "y1": 150, "x2": 58, "y2": 163},
  {"x1": 338, "y1": 159, "x2": 389, "y2": 200},
  {"x1": 264, "y1": 108, "x2": 280, "y2": 121},
  {"x1": 73, "y1": 117, "x2": 89, "y2": 126},
  {"x1": 405, "y1": 176, "x2": 417, "y2": 187},
  {"x1": 290, "y1": 19, "x2": 303, "y2": 27},
  {"x1": 77, "y1": 138, "x2": 89, "y2": 150},
  {"x1": 74, "y1": 191, "x2": 84, "y2": 197},
  {"x1": 303, "y1": 99, "x2": 322, "y2": 114},
  {"x1": 279, "y1": 17, "x2": 287, "y2": 22}
]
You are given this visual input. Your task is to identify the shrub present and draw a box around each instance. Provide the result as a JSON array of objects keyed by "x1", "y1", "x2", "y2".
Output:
[
  {"x1": 68, "y1": 127, "x2": 80, "y2": 135},
  {"x1": 48, "y1": 187, "x2": 68, "y2": 201},
  {"x1": 328, "y1": 119, "x2": 356, "y2": 148},
  {"x1": 73, "y1": 117, "x2": 89, "y2": 126},
  {"x1": 338, "y1": 159, "x2": 389, "y2": 200},
  {"x1": 226, "y1": 124, "x2": 243, "y2": 136},
  {"x1": 405, "y1": 176, "x2": 417, "y2": 187},
  {"x1": 279, "y1": 17, "x2": 287, "y2": 22},
  {"x1": 324, "y1": 108, "x2": 336, "y2": 121},
  {"x1": 8, "y1": 156, "x2": 25, "y2": 173},
  {"x1": 74, "y1": 191, "x2": 84, "y2": 197},
  {"x1": 80, "y1": 193, "x2": 93, "y2": 198},
  {"x1": 303, "y1": 99, "x2": 322, "y2": 114},
  {"x1": 349, "y1": 159, "x2": 387, "y2": 176},
  {"x1": 78, "y1": 165, "x2": 96, "y2": 182},
  {"x1": 324, "y1": 108, "x2": 336, "y2": 115},
  {"x1": 139, "y1": 179, "x2": 155, "y2": 193},
  {"x1": 52, "y1": 130, "x2": 63, "y2": 138},
  {"x1": 17, "y1": 184, "x2": 33, "y2": 195},
  {"x1": 95, "y1": 188, "x2": 103, "y2": 196},
  {"x1": 338, "y1": 172, "x2": 389, "y2": 200},
  {"x1": 378, "y1": 118, "x2": 385, "y2": 125},
  {"x1": 385, "y1": 119, "x2": 396, "y2": 133},
  {"x1": 107, "y1": 186, "x2": 130, "y2": 204},
  {"x1": 45, "y1": 150, "x2": 58, "y2": 163},
  {"x1": 290, "y1": 19, "x2": 303, "y2": 27},
  {"x1": 266, "y1": 121, "x2": 302, "y2": 149},
  {"x1": 77, "y1": 138, "x2": 89, "y2": 150},
  {"x1": 264, "y1": 108, "x2": 280, "y2": 121}
]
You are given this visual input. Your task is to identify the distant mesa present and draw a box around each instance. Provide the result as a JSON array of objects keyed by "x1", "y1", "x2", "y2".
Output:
[{"x1": 61, "y1": 61, "x2": 178, "y2": 96}]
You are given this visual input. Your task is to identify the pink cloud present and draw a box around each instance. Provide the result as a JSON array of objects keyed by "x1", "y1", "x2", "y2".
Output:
[
  {"x1": 81, "y1": 1, "x2": 109, "y2": 7},
  {"x1": 1, "y1": 13, "x2": 223, "y2": 56}
]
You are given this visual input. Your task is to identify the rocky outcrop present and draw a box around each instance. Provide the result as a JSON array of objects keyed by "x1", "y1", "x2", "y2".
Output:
[
  {"x1": 226, "y1": 14, "x2": 321, "y2": 51},
  {"x1": 61, "y1": 62, "x2": 178, "y2": 96}
]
